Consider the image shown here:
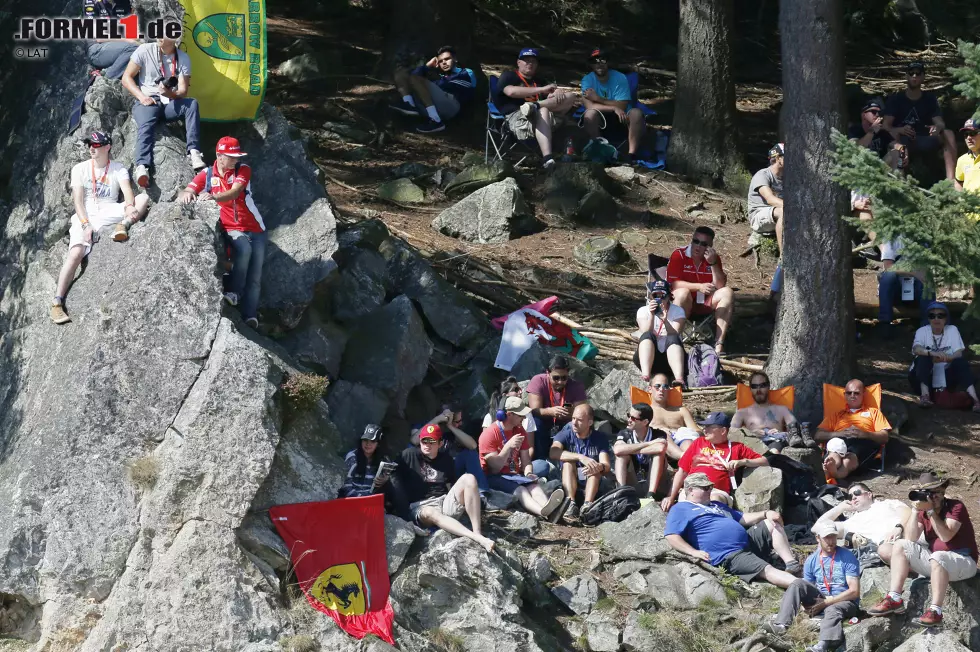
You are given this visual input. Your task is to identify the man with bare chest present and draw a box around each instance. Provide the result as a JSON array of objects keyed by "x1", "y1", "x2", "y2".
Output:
[
  {"x1": 649, "y1": 373, "x2": 701, "y2": 460},
  {"x1": 731, "y1": 372, "x2": 815, "y2": 451}
]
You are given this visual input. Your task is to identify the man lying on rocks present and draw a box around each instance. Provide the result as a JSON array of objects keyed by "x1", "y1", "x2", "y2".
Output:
[
  {"x1": 664, "y1": 472, "x2": 801, "y2": 588},
  {"x1": 813, "y1": 482, "x2": 911, "y2": 566}
]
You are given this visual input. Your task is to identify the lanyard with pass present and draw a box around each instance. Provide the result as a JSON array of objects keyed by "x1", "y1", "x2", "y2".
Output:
[
  {"x1": 496, "y1": 421, "x2": 519, "y2": 472},
  {"x1": 516, "y1": 71, "x2": 541, "y2": 102},
  {"x1": 91, "y1": 159, "x2": 108, "y2": 199},
  {"x1": 819, "y1": 553, "x2": 836, "y2": 596}
]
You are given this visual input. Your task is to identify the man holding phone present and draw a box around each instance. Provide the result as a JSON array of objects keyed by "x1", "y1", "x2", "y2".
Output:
[{"x1": 666, "y1": 226, "x2": 734, "y2": 354}]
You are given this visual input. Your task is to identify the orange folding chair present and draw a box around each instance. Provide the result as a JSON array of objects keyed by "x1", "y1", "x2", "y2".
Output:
[
  {"x1": 821, "y1": 383, "x2": 886, "y2": 474},
  {"x1": 630, "y1": 385, "x2": 683, "y2": 407},
  {"x1": 735, "y1": 385, "x2": 795, "y2": 410}
]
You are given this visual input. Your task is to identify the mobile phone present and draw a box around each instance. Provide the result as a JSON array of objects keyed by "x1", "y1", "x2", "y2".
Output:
[{"x1": 373, "y1": 462, "x2": 397, "y2": 489}]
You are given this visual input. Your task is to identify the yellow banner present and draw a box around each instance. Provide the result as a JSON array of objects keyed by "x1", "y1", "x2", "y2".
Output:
[{"x1": 179, "y1": 0, "x2": 266, "y2": 122}]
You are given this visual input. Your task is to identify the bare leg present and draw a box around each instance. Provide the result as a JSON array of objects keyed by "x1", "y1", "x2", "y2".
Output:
[
  {"x1": 712, "y1": 286, "x2": 734, "y2": 351},
  {"x1": 665, "y1": 343, "x2": 685, "y2": 384},
  {"x1": 637, "y1": 339, "x2": 655, "y2": 381},
  {"x1": 773, "y1": 206, "x2": 784, "y2": 253},
  {"x1": 561, "y1": 461, "x2": 578, "y2": 502},
  {"x1": 514, "y1": 485, "x2": 544, "y2": 516},
  {"x1": 888, "y1": 540, "x2": 912, "y2": 594},
  {"x1": 764, "y1": 518, "x2": 797, "y2": 565},
  {"x1": 55, "y1": 245, "x2": 87, "y2": 300},
  {"x1": 583, "y1": 473, "x2": 601, "y2": 503},
  {"x1": 929, "y1": 560, "x2": 949, "y2": 607},
  {"x1": 877, "y1": 542, "x2": 894, "y2": 564},
  {"x1": 647, "y1": 451, "x2": 665, "y2": 497},
  {"x1": 534, "y1": 106, "x2": 554, "y2": 157},
  {"x1": 627, "y1": 108, "x2": 645, "y2": 155},
  {"x1": 420, "y1": 507, "x2": 495, "y2": 552},
  {"x1": 133, "y1": 193, "x2": 150, "y2": 221},
  {"x1": 672, "y1": 287, "x2": 694, "y2": 317},
  {"x1": 762, "y1": 565, "x2": 798, "y2": 589},
  {"x1": 583, "y1": 108, "x2": 601, "y2": 140},
  {"x1": 614, "y1": 455, "x2": 631, "y2": 487},
  {"x1": 942, "y1": 129, "x2": 957, "y2": 181},
  {"x1": 453, "y1": 474, "x2": 483, "y2": 536}
]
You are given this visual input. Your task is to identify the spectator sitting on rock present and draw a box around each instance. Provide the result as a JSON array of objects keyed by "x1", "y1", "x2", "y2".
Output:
[
  {"x1": 746, "y1": 144, "x2": 784, "y2": 251},
  {"x1": 84, "y1": 0, "x2": 139, "y2": 80},
  {"x1": 527, "y1": 355, "x2": 588, "y2": 467},
  {"x1": 666, "y1": 225, "x2": 734, "y2": 353},
  {"x1": 613, "y1": 402, "x2": 668, "y2": 498},
  {"x1": 412, "y1": 404, "x2": 489, "y2": 497},
  {"x1": 337, "y1": 424, "x2": 393, "y2": 501},
  {"x1": 877, "y1": 237, "x2": 930, "y2": 340},
  {"x1": 911, "y1": 301, "x2": 980, "y2": 411},
  {"x1": 731, "y1": 372, "x2": 813, "y2": 452},
  {"x1": 493, "y1": 47, "x2": 581, "y2": 169},
  {"x1": 178, "y1": 137, "x2": 265, "y2": 330},
  {"x1": 550, "y1": 404, "x2": 613, "y2": 520},
  {"x1": 479, "y1": 396, "x2": 569, "y2": 522},
  {"x1": 661, "y1": 412, "x2": 769, "y2": 513},
  {"x1": 815, "y1": 379, "x2": 891, "y2": 482},
  {"x1": 482, "y1": 376, "x2": 551, "y2": 478},
  {"x1": 394, "y1": 424, "x2": 495, "y2": 553},
  {"x1": 664, "y1": 472, "x2": 802, "y2": 588},
  {"x1": 883, "y1": 61, "x2": 957, "y2": 182},
  {"x1": 580, "y1": 47, "x2": 645, "y2": 164},
  {"x1": 50, "y1": 131, "x2": 150, "y2": 325},
  {"x1": 633, "y1": 279, "x2": 686, "y2": 389},
  {"x1": 813, "y1": 482, "x2": 911, "y2": 558},
  {"x1": 647, "y1": 373, "x2": 699, "y2": 459},
  {"x1": 764, "y1": 521, "x2": 860, "y2": 651},
  {"x1": 869, "y1": 472, "x2": 978, "y2": 627},
  {"x1": 121, "y1": 30, "x2": 206, "y2": 188},
  {"x1": 389, "y1": 45, "x2": 477, "y2": 134}
]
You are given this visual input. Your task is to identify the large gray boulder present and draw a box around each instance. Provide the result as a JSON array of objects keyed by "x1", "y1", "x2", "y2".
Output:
[
  {"x1": 589, "y1": 366, "x2": 646, "y2": 425},
  {"x1": 385, "y1": 515, "x2": 417, "y2": 575},
  {"x1": 325, "y1": 379, "x2": 391, "y2": 445},
  {"x1": 893, "y1": 631, "x2": 972, "y2": 652},
  {"x1": 431, "y1": 178, "x2": 542, "y2": 243},
  {"x1": 543, "y1": 163, "x2": 619, "y2": 220},
  {"x1": 329, "y1": 248, "x2": 388, "y2": 323},
  {"x1": 444, "y1": 161, "x2": 514, "y2": 198},
  {"x1": 899, "y1": 576, "x2": 980, "y2": 649},
  {"x1": 612, "y1": 560, "x2": 727, "y2": 608},
  {"x1": 734, "y1": 466, "x2": 784, "y2": 513},
  {"x1": 552, "y1": 573, "x2": 602, "y2": 615},
  {"x1": 279, "y1": 305, "x2": 349, "y2": 378},
  {"x1": 598, "y1": 502, "x2": 672, "y2": 563}
]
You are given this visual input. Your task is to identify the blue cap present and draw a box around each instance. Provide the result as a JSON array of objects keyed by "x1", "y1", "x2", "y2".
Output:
[
  {"x1": 518, "y1": 48, "x2": 539, "y2": 59},
  {"x1": 697, "y1": 412, "x2": 731, "y2": 427},
  {"x1": 646, "y1": 279, "x2": 669, "y2": 295},
  {"x1": 925, "y1": 301, "x2": 949, "y2": 316}
]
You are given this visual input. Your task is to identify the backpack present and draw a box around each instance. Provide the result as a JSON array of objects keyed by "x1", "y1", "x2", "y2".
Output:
[
  {"x1": 765, "y1": 453, "x2": 818, "y2": 506},
  {"x1": 204, "y1": 161, "x2": 243, "y2": 194},
  {"x1": 580, "y1": 486, "x2": 640, "y2": 526},
  {"x1": 686, "y1": 343, "x2": 722, "y2": 388}
]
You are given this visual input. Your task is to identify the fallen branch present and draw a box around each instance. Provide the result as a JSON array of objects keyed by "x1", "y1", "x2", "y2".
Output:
[
  {"x1": 578, "y1": 331, "x2": 634, "y2": 344},
  {"x1": 852, "y1": 241, "x2": 877, "y2": 254},
  {"x1": 720, "y1": 359, "x2": 764, "y2": 373},
  {"x1": 432, "y1": 367, "x2": 471, "y2": 388}
]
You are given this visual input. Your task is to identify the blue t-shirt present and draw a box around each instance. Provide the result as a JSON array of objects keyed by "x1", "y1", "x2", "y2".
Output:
[
  {"x1": 664, "y1": 501, "x2": 747, "y2": 566},
  {"x1": 553, "y1": 425, "x2": 610, "y2": 465},
  {"x1": 804, "y1": 547, "x2": 860, "y2": 599},
  {"x1": 581, "y1": 70, "x2": 631, "y2": 108}
]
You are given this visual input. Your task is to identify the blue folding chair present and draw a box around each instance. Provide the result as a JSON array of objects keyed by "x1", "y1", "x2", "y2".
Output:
[
  {"x1": 485, "y1": 75, "x2": 537, "y2": 165},
  {"x1": 572, "y1": 71, "x2": 657, "y2": 150}
]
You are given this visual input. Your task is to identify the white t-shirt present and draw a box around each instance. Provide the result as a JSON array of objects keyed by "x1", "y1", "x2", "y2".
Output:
[
  {"x1": 636, "y1": 303, "x2": 686, "y2": 353},
  {"x1": 70, "y1": 160, "x2": 129, "y2": 216},
  {"x1": 482, "y1": 412, "x2": 536, "y2": 433},
  {"x1": 839, "y1": 499, "x2": 907, "y2": 544},
  {"x1": 912, "y1": 324, "x2": 965, "y2": 388}
]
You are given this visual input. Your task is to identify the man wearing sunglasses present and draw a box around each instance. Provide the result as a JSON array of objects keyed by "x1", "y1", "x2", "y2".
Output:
[
  {"x1": 527, "y1": 355, "x2": 588, "y2": 462},
  {"x1": 813, "y1": 482, "x2": 911, "y2": 556},
  {"x1": 882, "y1": 61, "x2": 957, "y2": 181},
  {"x1": 731, "y1": 372, "x2": 812, "y2": 451},
  {"x1": 848, "y1": 98, "x2": 893, "y2": 159},
  {"x1": 51, "y1": 131, "x2": 150, "y2": 324},
  {"x1": 815, "y1": 380, "x2": 891, "y2": 482},
  {"x1": 647, "y1": 373, "x2": 700, "y2": 459},
  {"x1": 580, "y1": 47, "x2": 646, "y2": 163},
  {"x1": 665, "y1": 226, "x2": 734, "y2": 353},
  {"x1": 954, "y1": 117, "x2": 980, "y2": 194},
  {"x1": 747, "y1": 144, "x2": 785, "y2": 252},
  {"x1": 389, "y1": 45, "x2": 477, "y2": 134},
  {"x1": 613, "y1": 402, "x2": 669, "y2": 498}
]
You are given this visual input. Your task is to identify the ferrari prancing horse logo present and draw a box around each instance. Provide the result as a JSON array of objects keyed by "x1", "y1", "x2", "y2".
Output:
[{"x1": 309, "y1": 563, "x2": 366, "y2": 616}]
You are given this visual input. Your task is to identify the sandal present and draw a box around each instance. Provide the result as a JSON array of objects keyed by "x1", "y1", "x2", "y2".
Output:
[{"x1": 919, "y1": 396, "x2": 934, "y2": 409}]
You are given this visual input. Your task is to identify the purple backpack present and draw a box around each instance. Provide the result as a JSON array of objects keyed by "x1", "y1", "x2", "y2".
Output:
[{"x1": 687, "y1": 343, "x2": 722, "y2": 388}]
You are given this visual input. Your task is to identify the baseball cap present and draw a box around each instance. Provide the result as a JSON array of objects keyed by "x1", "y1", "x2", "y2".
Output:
[
  {"x1": 826, "y1": 437, "x2": 847, "y2": 456},
  {"x1": 861, "y1": 98, "x2": 884, "y2": 112},
  {"x1": 83, "y1": 131, "x2": 112, "y2": 146},
  {"x1": 216, "y1": 136, "x2": 247, "y2": 157},
  {"x1": 962, "y1": 118, "x2": 979, "y2": 133},
  {"x1": 684, "y1": 472, "x2": 714, "y2": 489},
  {"x1": 768, "y1": 143, "x2": 785, "y2": 159},
  {"x1": 504, "y1": 395, "x2": 532, "y2": 417},
  {"x1": 813, "y1": 521, "x2": 838, "y2": 538},
  {"x1": 419, "y1": 424, "x2": 443, "y2": 442},
  {"x1": 589, "y1": 47, "x2": 606, "y2": 61},
  {"x1": 646, "y1": 279, "x2": 669, "y2": 295},
  {"x1": 925, "y1": 300, "x2": 949, "y2": 316},
  {"x1": 697, "y1": 412, "x2": 731, "y2": 428},
  {"x1": 907, "y1": 61, "x2": 925, "y2": 73},
  {"x1": 361, "y1": 424, "x2": 383, "y2": 442},
  {"x1": 518, "y1": 47, "x2": 539, "y2": 60}
]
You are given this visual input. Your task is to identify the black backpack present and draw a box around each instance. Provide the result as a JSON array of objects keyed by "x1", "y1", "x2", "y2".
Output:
[
  {"x1": 765, "y1": 453, "x2": 818, "y2": 506},
  {"x1": 580, "y1": 486, "x2": 640, "y2": 526}
]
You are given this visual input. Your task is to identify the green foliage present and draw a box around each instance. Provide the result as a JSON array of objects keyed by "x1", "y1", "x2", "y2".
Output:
[
  {"x1": 593, "y1": 596, "x2": 617, "y2": 612},
  {"x1": 951, "y1": 39, "x2": 980, "y2": 118},
  {"x1": 831, "y1": 131, "x2": 980, "y2": 305},
  {"x1": 282, "y1": 373, "x2": 330, "y2": 410}
]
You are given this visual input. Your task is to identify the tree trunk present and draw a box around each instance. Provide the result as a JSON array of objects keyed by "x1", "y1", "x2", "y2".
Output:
[
  {"x1": 667, "y1": 0, "x2": 746, "y2": 189},
  {"x1": 767, "y1": 0, "x2": 853, "y2": 424},
  {"x1": 380, "y1": 0, "x2": 474, "y2": 71}
]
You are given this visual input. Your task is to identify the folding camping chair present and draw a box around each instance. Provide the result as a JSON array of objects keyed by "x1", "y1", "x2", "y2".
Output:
[
  {"x1": 735, "y1": 384, "x2": 795, "y2": 410},
  {"x1": 647, "y1": 252, "x2": 714, "y2": 345},
  {"x1": 572, "y1": 71, "x2": 658, "y2": 152},
  {"x1": 485, "y1": 75, "x2": 536, "y2": 165},
  {"x1": 820, "y1": 383, "x2": 887, "y2": 475}
]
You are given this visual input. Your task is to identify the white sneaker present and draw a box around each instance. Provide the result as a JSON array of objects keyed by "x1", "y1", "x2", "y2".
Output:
[
  {"x1": 134, "y1": 164, "x2": 150, "y2": 188},
  {"x1": 188, "y1": 149, "x2": 206, "y2": 171},
  {"x1": 223, "y1": 292, "x2": 239, "y2": 306}
]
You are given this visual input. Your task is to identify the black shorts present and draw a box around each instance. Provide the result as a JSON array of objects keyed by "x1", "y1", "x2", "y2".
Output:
[
  {"x1": 844, "y1": 438, "x2": 881, "y2": 466},
  {"x1": 719, "y1": 522, "x2": 774, "y2": 582},
  {"x1": 633, "y1": 331, "x2": 683, "y2": 374}
]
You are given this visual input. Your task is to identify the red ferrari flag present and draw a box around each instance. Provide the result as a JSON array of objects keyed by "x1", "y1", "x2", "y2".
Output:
[{"x1": 270, "y1": 495, "x2": 395, "y2": 645}]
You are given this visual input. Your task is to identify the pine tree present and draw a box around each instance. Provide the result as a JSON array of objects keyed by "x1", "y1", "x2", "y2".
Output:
[{"x1": 951, "y1": 39, "x2": 980, "y2": 112}]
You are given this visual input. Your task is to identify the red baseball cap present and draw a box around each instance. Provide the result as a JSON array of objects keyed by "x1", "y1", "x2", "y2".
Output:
[
  {"x1": 419, "y1": 424, "x2": 443, "y2": 442},
  {"x1": 215, "y1": 136, "x2": 247, "y2": 157}
]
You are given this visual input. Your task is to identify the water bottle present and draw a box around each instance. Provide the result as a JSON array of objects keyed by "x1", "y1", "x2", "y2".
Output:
[{"x1": 562, "y1": 137, "x2": 575, "y2": 162}]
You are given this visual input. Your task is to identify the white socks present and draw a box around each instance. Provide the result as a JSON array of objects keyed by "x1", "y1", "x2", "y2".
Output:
[
  {"x1": 402, "y1": 95, "x2": 415, "y2": 107},
  {"x1": 425, "y1": 105, "x2": 441, "y2": 123}
]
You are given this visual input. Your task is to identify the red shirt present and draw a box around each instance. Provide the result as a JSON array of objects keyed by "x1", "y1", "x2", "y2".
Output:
[
  {"x1": 478, "y1": 422, "x2": 530, "y2": 474},
  {"x1": 666, "y1": 245, "x2": 723, "y2": 285},
  {"x1": 188, "y1": 163, "x2": 265, "y2": 233},
  {"x1": 678, "y1": 436, "x2": 761, "y2": 495},
  {"x1": 918, "y1": 499, "x2": 979, "y2": 560}
]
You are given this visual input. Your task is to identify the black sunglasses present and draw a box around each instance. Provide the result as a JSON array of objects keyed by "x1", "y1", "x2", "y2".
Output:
[
  {"x1": 907, "y1": 71, "x2": 923, "y2": 77},
  {"x1": 848, "y1": 488, "x2": 866, "y2": 497},
  {"x1": 865, "y1": 109, "x2": 880, "y2": 115},
  {"x1": 749, "y1": 382, "x2": 770, "y2": 389},
  {"x1": 692, "y1": 237, "x2": 712, "y2": 247},
  {"x1": 626, "y1": 413, "x2": 646, "y2": 421},
  {"x1": 928, "y1": 312, "x2": 947, "y2": 319},
  {"x1": 844, "y1": 390, "x2": 862, "y2": 396},
  {"x1": 550, "y1": 374, "x2": 569, "y2": 381}
]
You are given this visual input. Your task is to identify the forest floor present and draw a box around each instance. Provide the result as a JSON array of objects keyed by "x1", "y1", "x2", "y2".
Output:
[{"x1": 263, "y1": 3, "x2": 980, "y2": 537}]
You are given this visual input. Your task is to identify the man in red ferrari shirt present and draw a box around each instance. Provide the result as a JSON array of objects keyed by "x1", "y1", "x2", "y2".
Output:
[
  {"x1": 661, "y1": 412, "x2": 770, "y2": 513},
  {"x1": 178, "y1": 136, "x2": 266, "y2": 329},
  {"x1": 666, "y1": 226, "x2": 734, "y2": 353}
]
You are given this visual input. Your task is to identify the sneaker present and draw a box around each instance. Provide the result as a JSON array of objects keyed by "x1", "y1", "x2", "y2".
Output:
[
  {"x1": 50, "y1": 303, "x2": 71, "y2": 325},
  {"x1": 389, "y1": 100, "x2": 420, "y2": 116},
  {"x1": 542, "y1": 157, "x2": 556, "y2": 170},
  {"x1": 416, "y1": 118, "x2": 446, "y2": 134},
  {"x1": 223, "y1": 292, "x2": 239, "y2": 306},
  {"x1": 245, "y1": 317, "x2": 259, "y2": 329},
  {"x1": 188, "y1": 149, "x2": 206, "y2": 171},
  {"x1": 565, "y1": 502, "x2": 580, "y2": 521},
  {"x1": 867, "y1": 595, "x2": 906, "y2": 616},
  {"x1": 519, "y1": 101, "x2": 537, "y2": 119},
  {"x1": 134, "y1": 164, "x2": 150, "y2": 188},
  {"x1": 761, "y1": 619, "x2": 788, "y2": 636},
  {"x1": 540, "y1": 489, "x2": 566, "y2": 519},
  {"x1": 915, "y1": 609, "x2": 942, "y2": 627},
  {"x1": 112, "y1": 221, "x2": 130, "y2": 242},
  {"x1": 784, "y1": 559, "x2": 802, "y2": 575},
  {"x1": 548, "y1": 497, "x2": 571, "y2": 523}
]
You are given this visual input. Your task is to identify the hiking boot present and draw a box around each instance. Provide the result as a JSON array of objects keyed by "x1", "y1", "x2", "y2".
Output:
[
  {"x1": 416, "y1": 118, "x2": 446, "y2": 134},
  {"x1": 761, "y1": 619, "x2": 788, "y2": 636},
  {"x1": 787, "y1": 422, "x2": 804, "y2": 448},
  {"x1": 800, "y1": 422, "x2": 818, "y2": 449},
  {"x1": 548, "y1": 497, "x2": 571, "y2": 523},
  {"x1": 565, "y1": 502, "x2": 580, "y2": 521},
  {"x1": 915, "y1": 609, "x2": 943, "y2": 627},
  {"x1": 188, "y1": 149, "x2": 206, "y2": 171},
  {"x1": 389, "y1": 99, "x2": 420, "y2": 116},
  {"x1": 540, "y1": 489, "x2": 566, "y2": 519},
  {"x1": 223, "y1": 292, "x2": 239, "y2": 306},
  {"x1": 112, "y1": 221, "x2": 130, "y2": 242},
  {"x1": 50, "y1": 303, "x2": 71, "y2": 325},
  {"x1": 245, "y1": 317, "x2": 259, "y2": 329},
  {"x1": 134, "y1": 164, "x2": 150, "y2": 188},
  {"x1": 868, "y1": 595, "x2": 906, "y2": 616}
]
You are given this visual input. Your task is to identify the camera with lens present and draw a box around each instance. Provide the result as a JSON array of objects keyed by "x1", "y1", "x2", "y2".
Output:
[
  {"x1": 908, "y1": 489, "x2": 932, "y2": 502},
  {"x1": 154, "y1": 75, "x2": 179, "y2": 90}
]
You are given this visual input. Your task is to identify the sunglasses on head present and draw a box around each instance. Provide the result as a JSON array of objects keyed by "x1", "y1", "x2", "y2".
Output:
[
  {"x1": 848, "y1": 488, "x2": 866, "y2": 497},
  {"x1": 749, "y1": 382, "x2": 770, "y2": 389},
  {"x1": 928, "y1": 312, "x2": 947, "y2": 319},
  {"x1": 692, "y1": 237, "x2": 712, "y2": 247}
]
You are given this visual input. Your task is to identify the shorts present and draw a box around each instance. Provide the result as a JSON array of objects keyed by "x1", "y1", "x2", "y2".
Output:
[
  {"x1": 689, "y1": 293, "x2": 715, "y2": 317},
  {"x1": 416, "y1": 79, "x2": 461, "y2": 121},
  {"x1": 68, "y1": 203, "x2": 127, "y2": 256},
  {"x1": 671, "y1": 427, "x2": 700, "y2": 446},
  {"x1": 506, "y1": 107, "x2": 558, "y2": 140},
  {"x1": 749, "y1": 206, "x2": 778, "y2": 233},
  {"x1": 899, "y1": 539, "x2": 977, "y2": 582},
  {"x1": 409, "y1": 489, "x2": 465, "y2": 526},
  {"x1": 487, "y1": 474, "x2": 527, "y2": 494},
  {"x1": 844, "y1": 438, "x2": 881, "y2": 466},
  {"x1": 719, "y1": 522, "x2": 774, "y2": 582},
  {"x1": 633, "y1": 331, "x2": 683, "y2": 374},
  {"x1": 573, "y1": 469, "x2": 614, "y2": 501}
]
